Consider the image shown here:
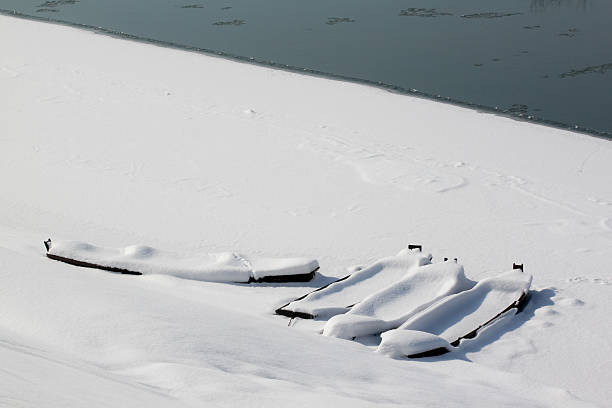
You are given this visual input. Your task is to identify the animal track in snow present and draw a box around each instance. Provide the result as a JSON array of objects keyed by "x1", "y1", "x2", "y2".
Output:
[
  {"x1": 0, "y1": 65, "x2": 22, "y2": 79},
  {"x1": 490, "y1": 336, "x2": 538, "y2": 366},
  {"x1": 526, "y1": 320, "x2": 554, "y2": 329},
  {"x1": 286, "y1": 207, "x2": 313, "y2": 217},
  {"x1": 522, "y1": 218, "x2": 603, "y2": 238},
  {"x1": 534, "y1": 307, "x2": 560, "y2": 317},
  {"x1": 568, "y1": 276, "x2": 610, "y2": 285},
  {"x1": 557, "y1": 297, "x2": 585, "y2": 307},
  {"x1": 599, "y1": 218, "x2": 612, "y2": 232},
  {"x1": 496, "y1": 174, "x2": 588, "y2": 217},
  {"x1": 301, "y1": 134, "x2": 468, "y2": 194},
  {"x1": 587, "y1": 197, "x2": 612, "y2": 207}
]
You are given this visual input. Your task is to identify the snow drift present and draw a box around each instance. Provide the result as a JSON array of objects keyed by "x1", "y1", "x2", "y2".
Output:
[
  {"x1": 45, "y1": 239, "x2": 319, "y2": 283},
  {"x1": 323, "y1": 261, "x2": 475, "y2": 339},
  {"x1": 377, "y1": 330, "x2": 452, "y2": 359},
  {"x1": 276, "y1": 246, "x2": 431, "y2": 318},
  {"x1": 377, "y1": 269, "x2": 532, "y2": 357}
]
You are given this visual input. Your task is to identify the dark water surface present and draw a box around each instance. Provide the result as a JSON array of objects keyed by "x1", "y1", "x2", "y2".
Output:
[{"x1": 2, "y1": 0, "x2": 611, "y2": 137}]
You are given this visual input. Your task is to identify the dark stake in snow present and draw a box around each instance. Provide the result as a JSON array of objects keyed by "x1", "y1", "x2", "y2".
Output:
[
  {"x1": 44, "y1": 239, "x2": 142, "y2": 275},
  {"x1": 275, "y1": 274, "x2": 352, "y2": 319}
]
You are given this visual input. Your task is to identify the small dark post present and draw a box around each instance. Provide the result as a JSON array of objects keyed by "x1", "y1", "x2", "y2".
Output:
[
  {"x1": 453, "y1": 258, "x2": 458, "y2": 263},
  {"x1": 513, "y1": 263, "x2": 524, "y2": 272},
  {"x1": 408, "y1": 244, "x2": 422, "y2": 252},
  {"x1": 444, "y1": 257, "x2": 448, "y2": 262},
  {"x1": 43, "y1": 238, "x2": 52, "y2": 252}
]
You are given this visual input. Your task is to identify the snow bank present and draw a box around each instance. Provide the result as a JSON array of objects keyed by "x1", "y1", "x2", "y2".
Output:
[
  {"x1": 323, "y1": 261, "x2": 474, "y2": 339},
  {"x1": 1, "y1": 245, "x2": 584, "y2": 408},
  {"x1": 277, "y1": 247, "x2": 431, "y2": 318},
  {"x1": 45, "y1": 239, "x2": 318, "y2": 283},
  {"x1": 396, "y1": 269, "x2": 532, "y2": 344}
]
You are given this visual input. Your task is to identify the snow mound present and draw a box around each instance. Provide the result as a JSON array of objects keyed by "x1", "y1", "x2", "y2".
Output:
[
  {"x1": 45, "y1": 239, "x2": 319, "y2": 283},
  {"x1": 398, "y1": 269, "x2": 532, "y2": 344},
  {"x1": 277, "y1": 246, "x2": 431, "y2": 318},
  {"x1": 377, "y1": 330, "x2": 451, "y2": 358},
  {"x1": 323, "y1": 261, "x2": 475, "y2": 339},
  {"x1": 249, "y1": 257, "x2": 319, "y2": 280},
  {"x1": 323, "y1": 314, "x2": 388, "y2": 339}
]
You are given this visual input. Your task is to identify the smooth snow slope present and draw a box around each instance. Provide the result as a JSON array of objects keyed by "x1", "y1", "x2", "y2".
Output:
[{"x1": 1, "y1": 13, "x2": 611, "y2": 407}]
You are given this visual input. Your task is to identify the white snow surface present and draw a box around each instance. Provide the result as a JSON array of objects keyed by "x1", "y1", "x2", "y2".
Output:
[
  {"x1": 398, "y1": 269, "x2": 532, "y2": 342},
  {"x1": 323, "y1": 261, "x2": 474, "y2": 339},
  {"x1": 282, "y1": 247, "x2": 431, "y2": 318},
  {"x1": 1, "y1": 13, "x2": 611, "y2": 408},
  {"x1": 46, "y1": 239, "x2": 318, "y2": 282},
  {"x1": 377, "y1": 330, "x2": 451, "y2": 358}
]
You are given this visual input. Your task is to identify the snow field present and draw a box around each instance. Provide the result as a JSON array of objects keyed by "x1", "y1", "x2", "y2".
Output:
[
  {"x1": 0, "y1": 245, "x2": 578, "y2": 407},
  {"x1": 1, "y1": 12, "x2": 610, "y2": 407}
]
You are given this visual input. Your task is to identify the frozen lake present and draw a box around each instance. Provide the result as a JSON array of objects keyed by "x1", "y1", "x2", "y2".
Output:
[{"x1": 2, "y1": 0, "x2": 611, "y2": 137}]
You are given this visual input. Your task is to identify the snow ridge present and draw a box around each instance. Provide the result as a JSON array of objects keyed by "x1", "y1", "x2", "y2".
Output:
[
  {"x1": 277, "y1": 247, "x2": 431, "y2": 318},
  {"x1": 45, "y1": 239, "x2": 319, "y2": 283},
  {"x1": 323, "y1": 261, "x2": 475, "y2": 339}
]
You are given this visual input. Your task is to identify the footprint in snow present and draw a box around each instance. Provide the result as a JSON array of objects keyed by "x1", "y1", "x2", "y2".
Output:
[
  {"x1": 557, "y1": 297, "x2": 585, "y2": 307},
  {"x1": 599, "y1": 217, "x2": 612, "y2": 231},
  {"x1": 534, "y1": 306, "x2": 560, "y2": 318},
  {"x1": 568, "y1": 276, "x2": 610, "y2": 285}
]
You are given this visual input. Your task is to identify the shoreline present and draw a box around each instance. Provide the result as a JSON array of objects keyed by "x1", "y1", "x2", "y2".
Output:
[{"x1": 2, "y1": 8, "x2": 610, "y2": 141}]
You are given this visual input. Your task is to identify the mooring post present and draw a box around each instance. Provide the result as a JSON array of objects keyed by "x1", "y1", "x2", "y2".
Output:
[
  {"x1": 43, "y1": 238, "x2": 52, "y2": 252},
  {"x1": 513, "y1": 263, "x2": 524, "y2": 272},
  {"x1": 408, "y1": 244, "x2": 422, "y2": 252}
]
